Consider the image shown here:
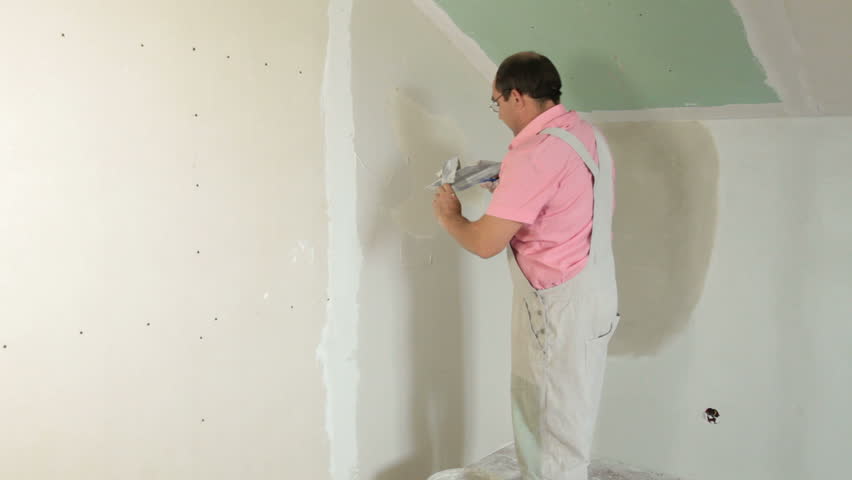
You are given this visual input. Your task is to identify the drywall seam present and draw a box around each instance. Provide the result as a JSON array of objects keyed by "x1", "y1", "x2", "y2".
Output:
[
  {"x1": 583, "y1": 102, "x2": 788, "y2": 123},
  {"x1": 729, "y1": 0, "x2": 817, "y2": 115},
  {"x1": 411, "y1": 0, "x2": 497, "y2": 83},
  {"x1": 318, "y1": 0, "x2": 360, "y2": 479}
]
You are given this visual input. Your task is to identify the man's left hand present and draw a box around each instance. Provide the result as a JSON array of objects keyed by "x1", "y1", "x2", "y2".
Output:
[{"x1": 433, "y1": 184, "x2": 461, "y2": 227}]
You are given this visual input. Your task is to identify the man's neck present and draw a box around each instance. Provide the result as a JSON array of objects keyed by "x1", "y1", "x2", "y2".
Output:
[{"x1": 513, "y1": 101, "x2": 558, "y2": 136}]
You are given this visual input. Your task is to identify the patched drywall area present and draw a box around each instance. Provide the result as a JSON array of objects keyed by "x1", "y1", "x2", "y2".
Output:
[
  {"x1": 351, "y1": 0, "x2": 515, "y2": 478},
  {"x1": 386, "y1": 91, "x2": 468, "y2": 239},
  {"x1": 778, "y1": 0, "x2": 852, "y2": 114},
  {"x1": 595, "y1": 117, "x2": 852, "y2": 479},
  {"x1": 599, "y1": 122, "x2": 719, "y2": 356},
  {"x1": 433, "y1": 0, "x2": 779, "y2": 110},
  {"x1": 0, "y1": 2, "x2": 330, "y2": 479},
  {"x1": 730, "y1": 0, "x2": 852, "y2": 116}
]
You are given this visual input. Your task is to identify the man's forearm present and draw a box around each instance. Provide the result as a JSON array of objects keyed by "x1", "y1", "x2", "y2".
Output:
[
  {"x1": 441, "y1": 213, "x2": 484, "y2": 257},
  {"x1": 441, "y1": 213, "x2": 504, "y2": 258}
]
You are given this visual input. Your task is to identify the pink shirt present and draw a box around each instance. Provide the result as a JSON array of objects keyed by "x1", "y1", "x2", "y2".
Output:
[{"x1": 486, "y1": 105, "x2": 602, "y2": 289}]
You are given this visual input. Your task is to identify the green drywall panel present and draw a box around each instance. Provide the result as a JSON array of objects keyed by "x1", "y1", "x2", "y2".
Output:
[{"x1": 435, "y1": 0, "x2": 780, "y2": 110}]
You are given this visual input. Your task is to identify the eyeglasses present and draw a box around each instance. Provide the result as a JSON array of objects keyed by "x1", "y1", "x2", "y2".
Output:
[{"x1": 489, "y1": 94, "x2": 503, "y2": 113}]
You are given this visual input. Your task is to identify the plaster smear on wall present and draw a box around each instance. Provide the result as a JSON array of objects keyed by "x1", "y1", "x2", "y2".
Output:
[
  {"x1": 599, "y1": 121, "x2": 719, "y2": 356},
  {"x1": 727, "y1": 0, "x2": 816, "y2": 115},
  {"x1": 289, "y1": 241, "x2": 316, "y2": 264},
  {"x1": 774, "y1": 0, "x2": 852, "y2": 115},
  {"x1": 387, "y1": 90, "x2": 467, "y2": 239},
  {"x1": 729, "y1": 0, "x2": 852, "y2": 116},
  {"x1": 319, "y1": 1, "x2": 360, "y2": 480}
]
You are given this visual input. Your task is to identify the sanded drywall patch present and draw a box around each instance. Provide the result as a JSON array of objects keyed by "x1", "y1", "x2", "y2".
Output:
[
  {"x1": 600, "y1": 122, "x2": 719, "y2": 356},
  {"x1": 434, "y1": 0, "x2": 779, "y2": 110},
  {"x1": 319, "y1": 1, "x2": 360, "y2": 480}
]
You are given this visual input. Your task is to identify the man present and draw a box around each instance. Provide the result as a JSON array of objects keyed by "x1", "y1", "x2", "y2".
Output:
[{"x1": 432, "y1": 52, "x2": 619, "y2": 480}]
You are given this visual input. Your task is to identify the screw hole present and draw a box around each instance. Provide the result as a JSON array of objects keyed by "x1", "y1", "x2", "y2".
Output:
[{"x1": 704, "y1": 407, "x2": 720, "y2": 424}]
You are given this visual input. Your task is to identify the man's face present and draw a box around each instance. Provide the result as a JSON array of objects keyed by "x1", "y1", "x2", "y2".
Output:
[{"x1": 492, "y1": 85, "x2": 516, "y2": 132}]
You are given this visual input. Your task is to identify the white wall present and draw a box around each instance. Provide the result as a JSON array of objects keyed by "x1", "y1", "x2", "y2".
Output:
[
  {"x1": 350, "y1": 4, "x2": 852, "y2": 479},
  {"x1": 595, "y1": 116, "x2": 852, "y2": 480},
  {"x1": 5, "y1": 3, "x2": 849, "y2": 480},
  {"x1": 0, "y1": 2, "x2": 330, "y2": 478},
  {"x1": 345, "y1": 3, "x2": 852, "y2": 478},
  {"x1": 350, "y1": 1, "x2": 516, "y2": 478}
]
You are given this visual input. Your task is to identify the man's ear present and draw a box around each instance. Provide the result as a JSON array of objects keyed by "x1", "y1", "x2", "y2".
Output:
[{"x1": 510, "y1": 89, "x2": 525, "y2": 107}]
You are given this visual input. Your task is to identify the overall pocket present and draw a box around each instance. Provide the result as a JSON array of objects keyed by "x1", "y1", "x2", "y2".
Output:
[
  {"x1": 585, "y1": 313, "x2": 620, "y2": 373},
  {"x1": 525, "y1": 295, "x2": 548, "y2": 354}
]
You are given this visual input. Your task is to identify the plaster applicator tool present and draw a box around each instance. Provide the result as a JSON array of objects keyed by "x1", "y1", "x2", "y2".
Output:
[{"x1": 426, "y1": 157, "x2": 501, "y2": 192}]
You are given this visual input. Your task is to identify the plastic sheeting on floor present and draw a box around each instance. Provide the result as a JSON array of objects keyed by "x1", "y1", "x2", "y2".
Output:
[{"x1": 427, "y1": 444, "x2": 684, "y2": 480}]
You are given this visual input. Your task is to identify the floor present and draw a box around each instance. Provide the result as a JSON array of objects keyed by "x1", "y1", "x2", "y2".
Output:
[{"x1": 427, "y1": 444, "x2": 684, "y2": 480}]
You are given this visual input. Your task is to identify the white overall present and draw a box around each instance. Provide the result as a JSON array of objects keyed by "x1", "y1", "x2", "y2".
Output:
[{"x1": 509, "y1": 127, "x2": 619, "y2": 480}]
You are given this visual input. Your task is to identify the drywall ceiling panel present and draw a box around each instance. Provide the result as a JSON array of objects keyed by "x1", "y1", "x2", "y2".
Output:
[{"x1": 434, "y1": 0, "x2": 780, "y2": 110}]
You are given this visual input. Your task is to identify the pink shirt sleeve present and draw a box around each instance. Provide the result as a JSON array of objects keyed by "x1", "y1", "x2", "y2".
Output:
[{"x1": 486, "y1": 143, "x2": 569, "y2": 224}]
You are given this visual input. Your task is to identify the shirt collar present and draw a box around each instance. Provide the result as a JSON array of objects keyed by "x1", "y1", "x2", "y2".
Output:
[{"x1": 509, "y1": 104, "x2": 575, "y2": 150}]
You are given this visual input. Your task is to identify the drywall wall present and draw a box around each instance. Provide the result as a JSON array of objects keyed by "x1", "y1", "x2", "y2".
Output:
[
  {"x1": 350, "y1": 0, "x2": 516, "y2": 478},
  {"x1": 594, "y1": 117, "x2": 852, "y2": 479},
  {"x1": 433, "y1": 0, "x2": 779, "y2": 110},
  {"x1": 0, "y1": 1, "x2": 330, "y2": 478},
  {"x1": 600, "y1": 122, "x2": 719, "y2": 356}
]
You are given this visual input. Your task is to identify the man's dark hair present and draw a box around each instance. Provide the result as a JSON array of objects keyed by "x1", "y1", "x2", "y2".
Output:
[{"x1": 495, "y1": 51, "x2": 562, "y2": 104}]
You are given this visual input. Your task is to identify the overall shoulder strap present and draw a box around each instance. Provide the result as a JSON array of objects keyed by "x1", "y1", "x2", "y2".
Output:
[
  {"x1": 538, "y1": 127, "x2": 615, "y2": 265},
  {"x1": 539, "y1": 127, "x2": 599, "y2": 177}
]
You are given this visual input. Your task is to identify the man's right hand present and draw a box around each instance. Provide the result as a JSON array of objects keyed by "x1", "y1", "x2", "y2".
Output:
[{"x1": 480, "y1": 180, "x2": 499, "y2": 193}]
